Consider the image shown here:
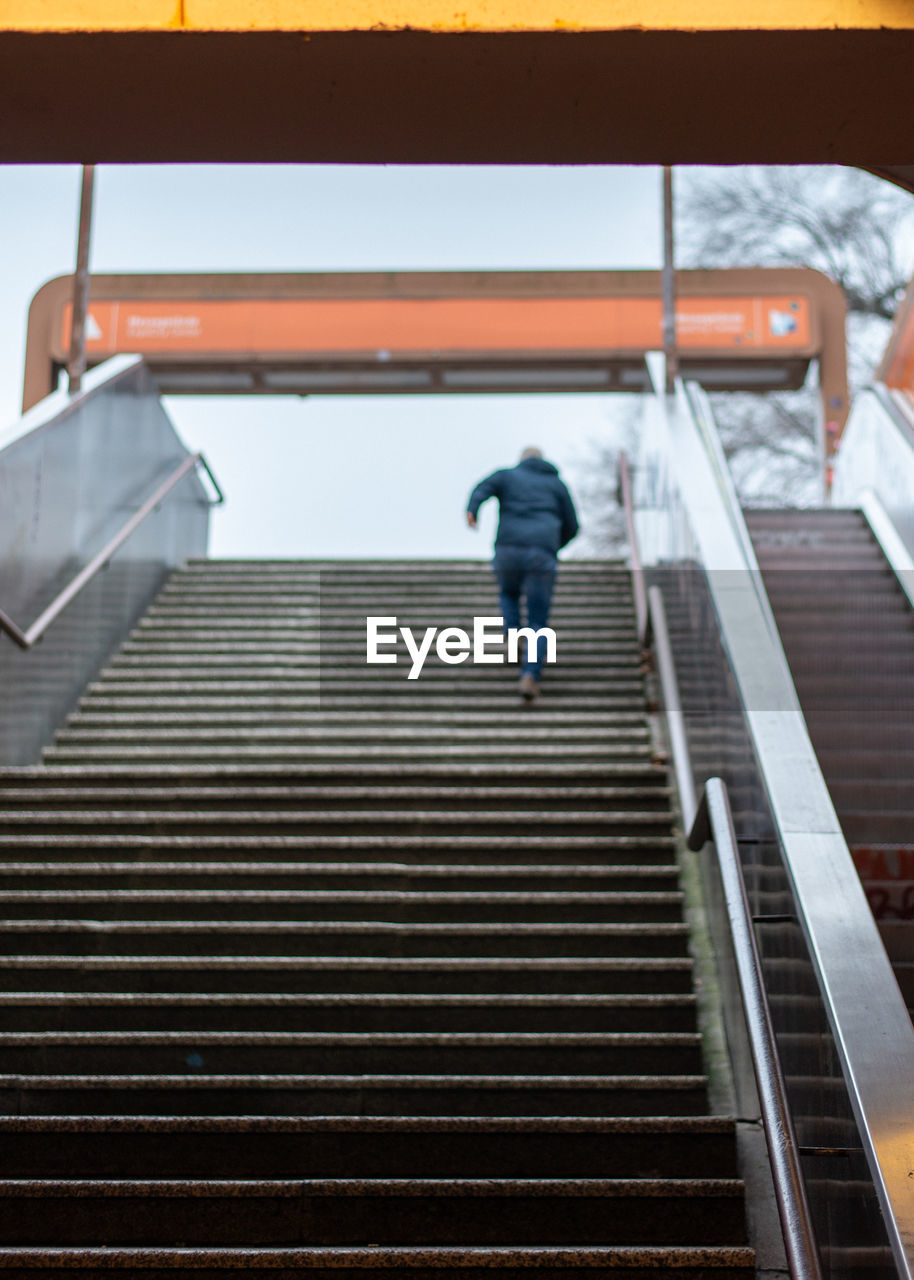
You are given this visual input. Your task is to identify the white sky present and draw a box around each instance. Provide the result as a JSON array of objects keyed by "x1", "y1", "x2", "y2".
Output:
[{"x1": 0, "y1": 164, "x2": 664, "y2": 557}]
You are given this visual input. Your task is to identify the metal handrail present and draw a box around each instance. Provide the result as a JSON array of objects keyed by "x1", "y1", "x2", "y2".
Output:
[
  {"x1": 0, "y1": 452, "x2": 223, "y2": 651},
  {"x1": 645, "y1": 585, "x2": 697, "y2": 836},
  {"x1": 688, "y1": 780, "x2": 823, "y2": 1280},
  {"x1": 617, "y1": 442, "x2": 823, "y2": 1280},
  {"x1": 617, "y1": 451, "x2": 648, "y2": 647}
]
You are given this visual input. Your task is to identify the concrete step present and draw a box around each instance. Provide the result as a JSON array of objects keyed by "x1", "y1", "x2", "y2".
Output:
[
  {"x1": 0, "y1": 784, "x2": 672, "y2": 813},
  {"x1": 146, "y1": 597, "x2": 634, "y2": 614},
  {"x1": 161, "y1": 577, "x2": 628, "y2": 586},
  {"x1": 0, "y1": 954, "x2": 695, "y2": 995},
  {"x1": 87, "y1": 694, "x2": 638, "y2": 715},
  {"x1": 0, "y1": 859, "x2": 678, "y2": 890},
  {"x1": 86, "y1": 667, "x2": 641, "y2": 686},
  {"x1": 0, "y1": 1115, "x2": 740, "y2": 1179},
  {"x1": 0, "y1": 1030, "x2": 704, "y2": 1077},
  {"x1": 0, "y1": 992, "x2": 699, "y2": 1034},
  {"x1": 0, "y1": 917, "x2": 690, "y2": 958},
  {"x1": 0, "y1": 1073, "x2": 710, "y2": 1118},
  {"x1": 0, "y1": 1176, "x2": 744, "y2": 1246},
  {"x1": 42, "y1": 746, "x2": 658, "y2": 765},
  {"x1": 60, "y1": 714, "x2": 651, "y2": 734},
  {"x1": 0, "y1": 1244, "x2": 755, "y2": 1278},
  {"x1": 113, "y1": 651, "x2": 640, "y2": 669},
  {"x1": 76, "y1": 694, "x2": 647, "y2": 712},
  {"x1": 142, "y1": 609, "x2": 636, "y2": 626},
  {"x1": 0, "y1": 763, "x2": 669, "y2": 787},
  {"x1": 0, "y1": 809, "x2": 673, "y2": 839},
  {"x1": 154, "y1": 576, "x2": 628, "y2": 589},
  {"x1": 172, "y1": 565, "x2": 627, "y2": 578},
  {"x1": 81, "y1": 676, "x2": 644, "y2": 695},
  {"x1": 99, "y1": 659, "x2": 641, "y2": 678},
  {"x1": 74, "y1": 697, "x2": 649, "y2": 717},
  {"x1": 181, "y1": 558, "x2": 627, "y2": 569},
  {"x1": 0, "y1": 833, "x2": 677, "y2": 865},
  {"x1": 135, "y1": 620, "x2": 634, "y2": 635},
  {"x1": 0, "y1": 887, "x2": 684, "y2": 924}
]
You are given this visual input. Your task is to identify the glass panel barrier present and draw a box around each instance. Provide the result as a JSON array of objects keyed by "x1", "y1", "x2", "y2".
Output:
[
  {"x1": 0, "y1": 356, "x2": 211, "y2": 764},
  {"x1": 833, "y1": 386, "x2": 914, "y2": 559}
]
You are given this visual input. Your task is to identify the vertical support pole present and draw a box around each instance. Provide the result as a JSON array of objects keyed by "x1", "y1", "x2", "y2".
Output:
[
  {"x1": 816, "y1": 381, "x2": 829, "y2": 506},
  {"x1": 68, "y1": 164, "x2": 96, "y2": 396},
  {"x1": 661, "y1": 165, "x2": 678, "y2": 394}
]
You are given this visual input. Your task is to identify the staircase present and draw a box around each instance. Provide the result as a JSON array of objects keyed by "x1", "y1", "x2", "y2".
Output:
[
  {"x1": 747, "y1": 509, "x2": 914, "y2": 1017},
  {"x1": 0, "y1": 558, "x2": 753, "y2": 1276}
]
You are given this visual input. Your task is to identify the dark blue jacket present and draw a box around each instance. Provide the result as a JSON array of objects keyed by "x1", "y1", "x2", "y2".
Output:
[{"x1": 467, "y1": 457, "x2": 579, "y2": 555}]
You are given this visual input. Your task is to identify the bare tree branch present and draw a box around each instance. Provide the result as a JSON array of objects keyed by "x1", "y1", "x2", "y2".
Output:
[
  {"x1": 676, "y1": 166, "x2": 914, "y2": 502},
  {"x1": 572, "y1": 166, "x2": 914, "y2": 538},
  {"x1": 679, "y1": 166, "x2": 914, "y2": 326}
]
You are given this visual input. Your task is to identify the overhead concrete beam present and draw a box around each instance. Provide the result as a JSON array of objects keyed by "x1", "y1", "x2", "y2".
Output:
[{"x1": 1, "y1": 22, "x2": 914, "y2": 165}]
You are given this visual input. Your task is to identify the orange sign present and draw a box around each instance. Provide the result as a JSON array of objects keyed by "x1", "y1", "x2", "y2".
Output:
[{"x1": 62, "y1": 294, "x2": 813, "y2": 359}]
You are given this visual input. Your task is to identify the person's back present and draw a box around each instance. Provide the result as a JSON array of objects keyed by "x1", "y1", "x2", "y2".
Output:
[
  {"x1": 466, "y1": 448, "x2": 579, "y2": 703},
  {"x1": 468, "y1": 455, "x2": 579, "y2": 556}
]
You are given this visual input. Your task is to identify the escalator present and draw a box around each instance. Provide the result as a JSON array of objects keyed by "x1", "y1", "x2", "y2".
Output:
[
  {"x1": 630, "y1": 372, "x2": 914, "y2": 1280},
  {"x1": 747, "y1": 504, "x2": 914, "y2": 1018}
]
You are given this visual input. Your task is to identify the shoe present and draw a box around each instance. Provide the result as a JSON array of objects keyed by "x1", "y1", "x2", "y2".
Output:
[{"x1": 519, "y1": 673, "x2": 540, "y2": 704}]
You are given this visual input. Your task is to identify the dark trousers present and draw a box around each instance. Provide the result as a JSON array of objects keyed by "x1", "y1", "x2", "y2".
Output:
[{"x1": 492, "y1": 544, "x2": 558, "y2": 678}]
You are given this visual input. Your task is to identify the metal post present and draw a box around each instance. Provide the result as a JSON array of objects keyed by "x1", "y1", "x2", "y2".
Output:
[
  {"x1": 67, "y1": 164, "x2": 96, "y2": 396},
  {"x1": 661, "y1": 166, "x2": 678, "y2": 394}
]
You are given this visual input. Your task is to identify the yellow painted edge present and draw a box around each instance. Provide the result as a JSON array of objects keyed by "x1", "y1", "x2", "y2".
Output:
[{"x1": 5, "y1": 0, "x2": 914, "y2": 32}]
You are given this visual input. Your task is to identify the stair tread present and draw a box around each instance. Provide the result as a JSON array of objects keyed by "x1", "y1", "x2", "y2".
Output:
[
  {"x1": 0, "y1": 1177, "x2": 742, "y2": 1196},
  {"x1": 0, "y1": 1114, "x2": 732, "y2": 1132},
  {"x1": 0, "y1": 1031, "x2": 698, "y2": 1045},
  {"x1": 0, "y1": 955, "x2": 694, "y2": 969},
  {"x1": 0, "y1": 1244, "x2": 756, "y2": 1265},
  {"x1": 0, "y1": 916, "x2": 686, "y2": 931},
  {"x1": 0, "y1": 1072, "x2": 708, "y2": 1087}
]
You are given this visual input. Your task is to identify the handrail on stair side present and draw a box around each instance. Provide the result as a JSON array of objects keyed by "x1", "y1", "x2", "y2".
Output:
[
  {"x1": 617, "y1": 446, "x2": 822, "y2": 1280},
  {"x1": 644, "y1": 584, "x2": 696, "y2": 837},
  {"x1": 617, "y1": 451, "x2": 648, "y2": 648},
  {"x1": 687, "y1": 779, "x2": 823, "y2": 1280},
  {"x1": 0, "y1": 452, "x2": 223, "y2": 651}
]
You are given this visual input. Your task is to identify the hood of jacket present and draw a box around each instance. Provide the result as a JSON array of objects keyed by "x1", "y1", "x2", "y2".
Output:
[{"x1": 517, "y1": 457, "x2": 559, "y2": 476}]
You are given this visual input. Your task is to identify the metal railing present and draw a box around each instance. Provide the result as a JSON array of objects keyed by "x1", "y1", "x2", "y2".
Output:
[
  {"x1": 644, "y1": 582, "x2": 696, "y2": 836},
  {"x1": 617, "y1": 451, "x2": 648, "y2": 646},
  {"x1": 0, "y1": 452, "x2": 223, "y2": 651},
  {"x1": 623, "y1": 487, "x2": 823, "y2": 1278},
  {"x1": 687, "y1": 778, "x2": 822, "y2": 1280}
]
